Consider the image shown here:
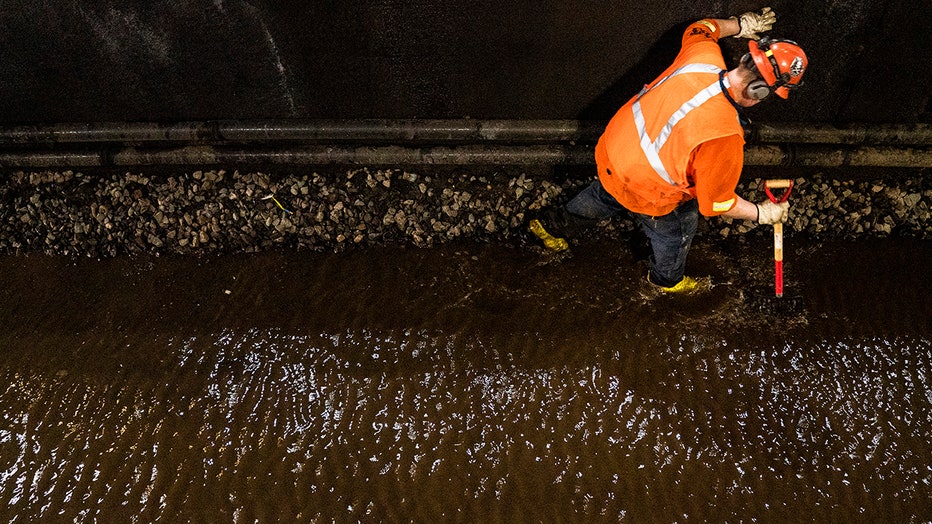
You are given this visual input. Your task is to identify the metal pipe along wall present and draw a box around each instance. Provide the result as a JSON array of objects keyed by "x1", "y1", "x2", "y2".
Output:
[{"x1": 0, "y1": 120, "x2": 929, "y2": 168}]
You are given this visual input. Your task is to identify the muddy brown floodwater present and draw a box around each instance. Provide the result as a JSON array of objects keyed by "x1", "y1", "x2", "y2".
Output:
[{"x1": 0, "y1": 236, "x2": 929, "y2": 522}]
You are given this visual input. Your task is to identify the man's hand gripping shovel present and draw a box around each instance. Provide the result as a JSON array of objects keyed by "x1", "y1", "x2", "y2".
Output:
[{"x1": 764, "y1": 179, "x2": 793, "y2": 298}]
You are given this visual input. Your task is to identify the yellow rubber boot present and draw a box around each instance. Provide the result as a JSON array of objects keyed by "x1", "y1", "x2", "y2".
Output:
[
  {"x1": 650, "y1": 275, "x2": 704, "y2": 294},
  {"x1": 529, "y1": 219, "x2": 569, "y2": 252}
]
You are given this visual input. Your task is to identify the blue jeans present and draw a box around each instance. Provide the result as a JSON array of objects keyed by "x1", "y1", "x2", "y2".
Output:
[{"x1": 565, "y1": 180, "x2": 698, "y2": 287}]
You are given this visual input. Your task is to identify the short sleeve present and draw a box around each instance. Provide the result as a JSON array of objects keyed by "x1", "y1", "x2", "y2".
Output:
[{"x1": 689, "y1": 135, "x2": 745, "y2": 216}]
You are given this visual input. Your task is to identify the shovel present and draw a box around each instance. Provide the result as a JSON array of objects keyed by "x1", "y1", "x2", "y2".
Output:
[{"x1": 764, "y1": 179, "x2": 794, "y2": 297}]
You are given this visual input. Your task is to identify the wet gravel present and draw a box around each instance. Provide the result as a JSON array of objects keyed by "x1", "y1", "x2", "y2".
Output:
[{"x1": 0, "y1": 167, "x2": 929, "y2": 257}]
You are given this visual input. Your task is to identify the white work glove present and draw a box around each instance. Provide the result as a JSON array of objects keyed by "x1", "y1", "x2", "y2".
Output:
[
  {"x1": 732, "y1": 7, "x2": 776, "y2": 40},
  {"x1": 757, "y1": 200, "x2": 789, "y2": 225}
]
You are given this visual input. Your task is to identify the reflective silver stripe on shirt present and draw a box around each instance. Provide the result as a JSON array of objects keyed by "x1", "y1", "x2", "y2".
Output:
[{"x1": 632, "y1": 63, "x2": 724, "y2": 186}]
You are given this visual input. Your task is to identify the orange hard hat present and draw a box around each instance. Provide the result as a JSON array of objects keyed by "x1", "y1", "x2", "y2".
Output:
[{"x1": 747, "y1": 37, "x2": 808, "y2": 99}]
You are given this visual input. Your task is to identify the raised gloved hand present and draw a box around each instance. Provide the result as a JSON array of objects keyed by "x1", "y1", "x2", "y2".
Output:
[
  {"x1": 757, "y1": 200, "x2": 789, "y2": 224},
  {"x1": 732, "y1": 7, "x2": 776, "y2": 40}
]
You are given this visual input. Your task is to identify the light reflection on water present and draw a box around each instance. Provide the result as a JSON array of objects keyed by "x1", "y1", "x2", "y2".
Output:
[
  {"x1": 0, "y1": 325, "x2": 929, "y2": 522},
  {"x1": 0, "y1": 239, "x2": 930, "y2": 521}
]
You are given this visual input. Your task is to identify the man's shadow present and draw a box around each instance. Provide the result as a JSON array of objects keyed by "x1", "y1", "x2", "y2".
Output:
[
  {"x1": 576, "y1": 21, "x2": 688, "y2": 121},
  {"x1": 576, "y1": 21, "x2": 745, "y2": 121}
]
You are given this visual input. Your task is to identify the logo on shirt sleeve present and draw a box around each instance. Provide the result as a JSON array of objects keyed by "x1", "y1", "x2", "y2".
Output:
[{"x1": 689, "y1": 21, "x2": 717, "y2": 39}]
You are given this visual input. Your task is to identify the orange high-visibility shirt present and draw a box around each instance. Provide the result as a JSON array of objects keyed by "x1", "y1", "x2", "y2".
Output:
[{"x1": 596, "y1": 19, "x2": 745, "y2": 217}]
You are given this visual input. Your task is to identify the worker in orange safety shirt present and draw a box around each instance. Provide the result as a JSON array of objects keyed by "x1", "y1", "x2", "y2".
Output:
[{"x1": 529, "y1": 7, "x2": 808, "y2": 294}]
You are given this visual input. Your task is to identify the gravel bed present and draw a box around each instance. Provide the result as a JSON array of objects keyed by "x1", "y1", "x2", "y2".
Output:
[{"x1": 0, "y1": 167, "x2": 928, "y2": 257}]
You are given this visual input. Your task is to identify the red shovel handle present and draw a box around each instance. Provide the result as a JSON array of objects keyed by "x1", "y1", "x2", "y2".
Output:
[
  {"x1": 764, "y1": 179, "x2": 793, "y2": 297},
  {"x1": 765, "y1": 179, "x2": 793, "y2": 203}
]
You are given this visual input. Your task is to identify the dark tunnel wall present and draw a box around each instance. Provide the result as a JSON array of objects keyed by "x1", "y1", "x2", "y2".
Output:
[{"x1": 0, "y1": 0, "x2": 928, "y2": 125}]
